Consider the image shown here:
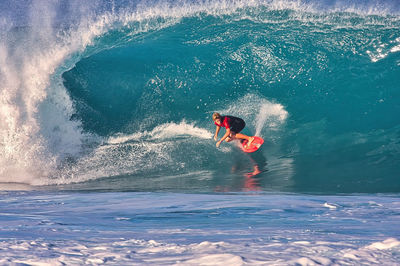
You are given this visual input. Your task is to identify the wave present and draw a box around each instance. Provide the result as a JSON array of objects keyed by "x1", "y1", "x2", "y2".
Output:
[{"x1": 0, "y1": 0, "x2": 399, "y2": 192}]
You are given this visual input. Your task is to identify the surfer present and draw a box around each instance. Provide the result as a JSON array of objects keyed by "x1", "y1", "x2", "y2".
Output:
[{"x1": 212, "y1": 112, "x2": 254, "y2": 148}]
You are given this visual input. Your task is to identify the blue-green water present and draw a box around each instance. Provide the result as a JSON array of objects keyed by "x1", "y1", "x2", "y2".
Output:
[
  {"x1": 62, "y1": 4, "x2": 400, "y2": 193},
  {"x1": 1, "y1": 1, "x2": 399, "y2": 193},
  {"x1": 1, "y1": 1, "x2": 400, "y2": 264}
]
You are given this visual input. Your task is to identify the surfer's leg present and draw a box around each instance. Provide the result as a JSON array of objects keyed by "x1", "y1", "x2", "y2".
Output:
[
  {"x1": 235, "y1": 133, "x2": 253, "y2": 142},
  {"x1": 234, "y1": 133, "x2": 254, "y2": 147},
  {"x1": 225, "y1": 132, "x2": 235, "y2": 142}
]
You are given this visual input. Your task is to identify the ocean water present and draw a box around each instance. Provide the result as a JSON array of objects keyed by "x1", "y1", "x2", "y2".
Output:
[{"x1": 1, "y1": 0, "x2": 400, "y2": 264}]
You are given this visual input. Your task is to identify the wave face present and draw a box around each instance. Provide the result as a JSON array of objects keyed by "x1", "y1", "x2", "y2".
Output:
[{"x1": 1, "y1": 0, "x2": 400, "y2": 193}]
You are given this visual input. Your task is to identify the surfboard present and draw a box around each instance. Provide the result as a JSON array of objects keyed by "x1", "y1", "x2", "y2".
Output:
[{"x1": 240, "y1": 136, "x2": 264, "y2": 153}]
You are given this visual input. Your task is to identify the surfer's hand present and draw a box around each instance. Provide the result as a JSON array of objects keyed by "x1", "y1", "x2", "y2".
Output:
[
  {"x1": 214, "y1": 135, "x2": 218, "y2": 141},
  {"x1": 216, "y1": 141, "x2": 221, "y2": 148}
]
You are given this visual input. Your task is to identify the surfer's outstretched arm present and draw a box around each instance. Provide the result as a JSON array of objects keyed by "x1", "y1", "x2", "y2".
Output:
[
  {"x1": 214, "y1": 125, "x2": 221, "y2": 141},
  {"x1": 216, "y1": 128, "x2": 231, "y2": 147}
]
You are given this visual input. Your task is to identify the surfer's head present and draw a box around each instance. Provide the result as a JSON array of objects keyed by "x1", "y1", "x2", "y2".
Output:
[{"x1": 212, "y1": 112, "x2": 221, "y2": 122}]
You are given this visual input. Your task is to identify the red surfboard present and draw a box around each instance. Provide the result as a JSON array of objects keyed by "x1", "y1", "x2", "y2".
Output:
[{"x1": 240, "y1": 136, "x2": 264, "y2": 153}]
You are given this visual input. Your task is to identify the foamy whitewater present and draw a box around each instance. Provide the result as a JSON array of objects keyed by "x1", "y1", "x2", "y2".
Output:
[{"x1": 0, "y1": 0, "x2": 399, "y2": 264}]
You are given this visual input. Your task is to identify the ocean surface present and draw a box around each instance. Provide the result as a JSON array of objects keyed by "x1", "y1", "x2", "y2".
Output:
[{"x1": 1, "y1": 0, "x2": 399, "y2": 264}]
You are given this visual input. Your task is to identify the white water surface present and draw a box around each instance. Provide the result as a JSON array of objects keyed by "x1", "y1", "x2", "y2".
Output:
[{"x1": 0, "y1": 191, "x2": 399, "y2": 265}]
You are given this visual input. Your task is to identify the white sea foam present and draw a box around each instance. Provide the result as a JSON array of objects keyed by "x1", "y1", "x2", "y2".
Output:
[
  {"x1": 366, "y1": 238, "x2": 400, "y2": 250},
  {"x1": 323, "y1": 202, "x2": 338, "y2": 209},
  {"x1": 1, "y1": 191, "x2": 400, "y2": 264},
  {"x1": 1, "y1": 236, "x2": 399, "y2": 265}
]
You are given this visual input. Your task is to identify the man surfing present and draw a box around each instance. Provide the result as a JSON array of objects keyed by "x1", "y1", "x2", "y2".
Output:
[{"x1": 212, "y1": 112, "x2": 254, "y2": 148}]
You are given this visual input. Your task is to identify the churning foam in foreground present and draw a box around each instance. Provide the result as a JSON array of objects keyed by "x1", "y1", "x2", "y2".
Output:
[
  {"x1": 0, "y1": 230, "x2": 398, "y2": 265},
  {"x1": 1, "y1": 191, "x2": 399, "y2": 264}
]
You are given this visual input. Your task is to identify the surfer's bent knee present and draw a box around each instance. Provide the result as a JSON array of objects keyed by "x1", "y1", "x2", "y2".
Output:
[{"x1": 226, "y1": 133, "x2": 236, "y2": 142}]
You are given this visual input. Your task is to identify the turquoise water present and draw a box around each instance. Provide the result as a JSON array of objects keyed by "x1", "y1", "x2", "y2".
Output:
[
  {"x1": 1, "y1": 0, "x2": 399, "y2": 192},
  {"x1": 61, "y1": 4, "x2": 400, "y2": 193}
]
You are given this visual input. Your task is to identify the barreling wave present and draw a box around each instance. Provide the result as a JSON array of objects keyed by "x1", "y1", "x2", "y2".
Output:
[{"x1": 0, "y1": 0, "x2": 399, "y2": 192}]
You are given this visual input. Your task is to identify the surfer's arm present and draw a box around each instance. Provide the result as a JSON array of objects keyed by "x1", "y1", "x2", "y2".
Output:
[
  {"x1": 214, "y1": 126, "x2": 221, "y2": 141},
  {"x1": 216, "y1": 128, "x2": 230, "y2": 147}
]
